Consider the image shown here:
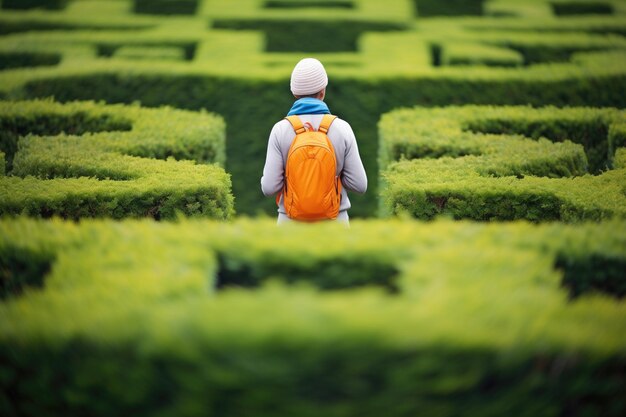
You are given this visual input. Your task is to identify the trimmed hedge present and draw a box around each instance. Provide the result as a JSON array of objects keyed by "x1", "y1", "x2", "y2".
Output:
[
  {"x1": 1, "y1": 0, "x2": 67, "y2": 10},
  {"x1": 212, "y1": 19, "x2": 406, "y2": 52},
  {"x1": 0, "y1": 52, "x2": 61, "y2": 70},
  {"x1": 414, "y1": 0, "x2": 484, "y2": 17},
  {"x1": 551, "y1": 1, "x2": 614, "y2": 16},
  {"x1": 0, "y1": 217, "x2": 624, "y2": 416},
  {"x1": 1, "y1": 0, "x2": 625, "y2": 216},
  {"x1": 439, "y1": 42, "x2": 524, "y2": 67},
  {"x1": 379, "y1": 105, "x2": 626, "y2": 221},
  {"x1": 113, "y1": 45, "x2": 187, "y2": 61},
  {"x1": 4, "y1": 57, "x2": 626, "y2": 218},
  {"x1": 133, "y1": 0, "x2": 199, "y2": 16},
  {"x1": 265, "y1": 1, "x2": 355, "y2": 9},
  {"x1": 0, "y1": 100, "x2": 234, "y2": 220}
]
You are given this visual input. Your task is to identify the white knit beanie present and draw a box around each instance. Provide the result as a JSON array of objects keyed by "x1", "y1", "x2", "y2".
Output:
[{"x1": 290, "y1": 58, "x2": 328, "y2": 96}]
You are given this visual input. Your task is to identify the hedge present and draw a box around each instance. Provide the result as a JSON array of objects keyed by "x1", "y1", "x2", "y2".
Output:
[
  {"x1": 439, "y1": 42, "x2": 524, "y2": 67},
  {"x1": 379, "y1": 105, "x2": 626, "y2": 221},
  {"x1": 414, "y1": 0, "x2": 483, "y2": 17},
  {"x1": 2, "y1": 56, "x2": 624, "y2": 218},
  {"x1": 0, "y1": 99, "x2": 234, "y2": 220},
  {"x1": 484, "y1": 0, "x2": 624, "y2": 18},
  {"x1": 0, "y1": 217, "x2": 624, "y2": 416},
  {"x1": 0, "y1": 52, "x2": 61, "y2": 70},
  {"x1": 133, "y1": 0, "x2": 199, "y2": 16},
  {"x1": 1, "y1": 0, "x2": 68, "y2": 11},
  {"x1": 0, "y1": 0, "x2": 625, "y2": 216},
  {"x1": 113, "y1": 45, "x2": 187, "y2": 61},
  {"x1": 551, "y1": 1, "x2": 615, "y2": 16}
]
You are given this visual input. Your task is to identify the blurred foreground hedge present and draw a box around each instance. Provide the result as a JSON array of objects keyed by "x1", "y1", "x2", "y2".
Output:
[{"x1": 1, "y1": 218, "x2": 625, "y2": 417}]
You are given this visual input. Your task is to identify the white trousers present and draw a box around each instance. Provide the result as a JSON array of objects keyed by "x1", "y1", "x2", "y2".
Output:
[{"x1": 277, "y1": 211, "x2": 350, "y2": 226}]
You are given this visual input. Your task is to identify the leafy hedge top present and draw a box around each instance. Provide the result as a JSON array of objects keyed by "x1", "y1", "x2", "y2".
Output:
[
  {"x1": 3, "y1": 216, "x2": 623, "y2": 415},
  {"x1": 0, "y1": 99, "x2": 234, "y2": 220},
  {"x1": 0, "y1": 0, "x2": 625, "y2": 82},
  {"x1": 1, "y1": 217, "x2": 624, "y2": 350},
  {"x1": 0, "y1": 100, "x2": 226, "y2": 165},
  {"x1": 0, "y1": 99, "x2": 226, "y2": 164},
  {"x1": 1, "y1": 218, "x2": 625, "y2": 415},
  {"x1": 201, "y1": 0, "x2": 414, "y2": 22},
  {"x1": 379, "y1": 105, "x2": 625, "y2": 169},
  {"x1": 379, "y1": 105, "x2": 626, "y2": 221}
]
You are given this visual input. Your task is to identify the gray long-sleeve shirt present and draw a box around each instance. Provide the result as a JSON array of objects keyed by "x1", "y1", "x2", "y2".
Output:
[{"x1": 261, "y1": 114, "x2": 367, "y2": 214}]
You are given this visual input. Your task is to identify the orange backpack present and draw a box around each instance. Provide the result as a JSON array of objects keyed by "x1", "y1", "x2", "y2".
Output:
[{"x1": 279, "y1": 114, "x2": 342, "y2": 221}]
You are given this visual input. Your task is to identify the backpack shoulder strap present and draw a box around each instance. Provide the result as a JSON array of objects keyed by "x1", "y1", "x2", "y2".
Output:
[
  {"x1": 318, "y1": 114, "x2": 337, "y2": 134},
  {"x1": 285, "y1": 115, "x2": 307, "y2": 134}
]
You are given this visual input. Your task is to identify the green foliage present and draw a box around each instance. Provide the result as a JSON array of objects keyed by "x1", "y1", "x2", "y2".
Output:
[
  {"x1": 133, "y1": 0, "x2": 200, "y2": 16},
  {"x1": 0, "y1": 247, "x2": 51, "y2": 300},
  {"x1": 0, "y1": 52, "x2": 61, "y2": 70},
  {"x1": 0, "y1": 99, "x2": 234, "y2": 220},
  {"x1": 614, "y1": 148, "x2": 626, "y2": 168},
  {"x1": 1, "y1": 0, "x2": 67, "y2": 11},
  {"x1": 0, "y1": 217, "x2": 624, "y2": 416},
  {"x1": 414, "y1": 0, "x2": 484, "y2": 17},
  {"x1": 113, "y1": 45, "x2": 187, "y2": 61},
  {"x1": 379, "y1": 105, "x2": 626, "y2": 221},
  {"x1": 265, "y1": 1, "x2": 355, "y2": 9},
  {"x1": 213, "y1": 19, "x2": 406, "y2": 53},
  {"x1": 440, "y1": 42, "x2": 524, "y2": 67},
  {"x1": 551, "y1": 1, "x2": 614, "y2": 16}
]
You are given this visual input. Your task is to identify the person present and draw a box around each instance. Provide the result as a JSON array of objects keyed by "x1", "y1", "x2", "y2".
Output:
[{"x1": 261, "y1": 57, "x2": 367, "y2": 225}]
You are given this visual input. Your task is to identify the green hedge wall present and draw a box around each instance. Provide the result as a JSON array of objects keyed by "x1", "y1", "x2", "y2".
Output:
[
  {"x1": 379, "y1": 105, "x2": 626, "y2": 221},
  {"x1": 113, "y1": 45, "x2": 187, "y2": 61},
  {"x1": 1, "y1": 0, "x2": 67, "y2": 10},
  {"x1": 6, "y1": 61, "x2": 626, "y2": 217},
  {"x1": 0, "y1": 100, "x2": 234, "y2": 220},
  {"x1": 414, "y1": 0, "x2": 483, "y2": 17},
  {"x1": 1, "y1": 0, "x2": 625, "y2": 217},
  {"x1": 0, "y1": 52, "x2": 61, "y2": 70},
  {"x1": 551, "y1": 1, "x2": 614, "y2": 16},
  {"x1": 0, "y1": 217, "x2": 624, "y2": 416},
  {"x1": 133, "y1": 0, "x2": 199, "y2": 16}
]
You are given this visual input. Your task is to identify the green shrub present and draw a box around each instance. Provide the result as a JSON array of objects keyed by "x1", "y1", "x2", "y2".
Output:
[
  {"x1": 0, "y1": 99, "x2": 234, "y2": 220},
  {"x1": 413, "y1": 0, "x2": 484, "y2": 17},
  {"x1": 440, "y1": 42, "x2": 524, "y2": 67},
  {"x1": 379, "y1": 106, "x2": 626, "y2": 221},
  {"x1": 212, "y1": 19, "x2": 406, "y2": 52},
  {"x1": 113, "y1": 46, "x2": 186, "y2": 61},
  {"x1": 551, "y1": 1, "x2": 614, "y2": 16},
  {"x1": 0, "y1": 52, "x2": 61, "y2": 70},
  {"x1": 133, "y1": 0, "x2": 199, "y2": 15},
  {"x1": 265, "y1": 1, "x2": 355, "y2": 9},
  {"x1": 0, "y1": 217, "x2": 624, "y2": 416},
  {"x1": 0, "y1": 11, "x2": 156, "y2": 36},
  {"x1": 1, "y1": 0, "x2": 67, "y2": 10},
  {"x1": 614, "y1": 148, "x2": 626, "y2": 168}
]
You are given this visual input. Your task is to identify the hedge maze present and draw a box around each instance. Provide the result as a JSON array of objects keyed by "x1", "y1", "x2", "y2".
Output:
[
  {"x1": 0, "y1": 100, "x2": 233, "y2": 220},
  {"x1": 1, "y1": 218, "x2": 625, "y2": 416},
  {"x1": 1, "y1": 0, "x2": 626, "y2": 215},
  {"x1": 1, "y1": 0, "x2": 626, "y2": 416},
  {"x1": 379, "y1": 105, "x2": 626, "y2": 221}
]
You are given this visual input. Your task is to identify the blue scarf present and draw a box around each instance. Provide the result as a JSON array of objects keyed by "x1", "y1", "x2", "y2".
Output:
[{"x1": 287, "y1": 98, "x2": 330, "y2": 116}]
